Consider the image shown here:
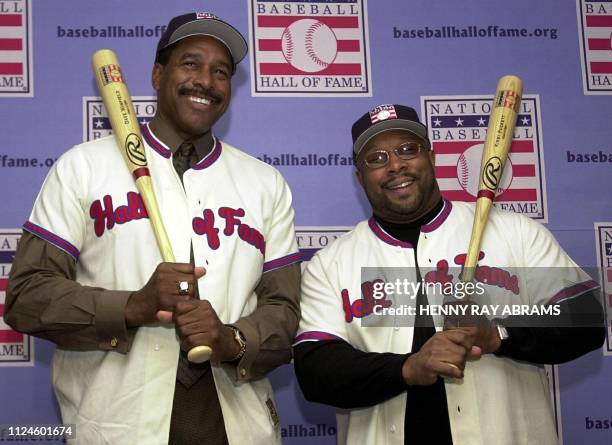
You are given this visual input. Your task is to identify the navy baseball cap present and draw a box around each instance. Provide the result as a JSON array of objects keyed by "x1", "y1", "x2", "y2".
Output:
[
  {"x1": 156, "y1": 13, "x2": 248, "y2": 68},
  {"x1": 351, "y1": 104, "x2": 431, "y2": 156}
]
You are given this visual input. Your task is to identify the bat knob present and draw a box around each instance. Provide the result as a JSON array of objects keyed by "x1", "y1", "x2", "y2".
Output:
[{"x1": 187, "y1": 345, "x2": 213, "y2": 363}]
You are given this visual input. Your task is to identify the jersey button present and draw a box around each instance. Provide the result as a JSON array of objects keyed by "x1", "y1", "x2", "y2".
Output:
[
  {"x1": 240, "y1": 368, "x2": 247, "y2": 377},
  {"x1": 390, "y1": 424, "x2": 397, "y2": 433}
]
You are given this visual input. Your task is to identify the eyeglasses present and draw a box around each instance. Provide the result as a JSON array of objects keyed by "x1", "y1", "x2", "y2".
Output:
[{"x1": 361, "y1": 142, "x2": 427, "y2": 169}]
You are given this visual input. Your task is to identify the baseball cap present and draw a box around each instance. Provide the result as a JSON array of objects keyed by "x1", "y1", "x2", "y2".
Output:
[
  {"x1": 351, "y1": 104, "x2": 431, "y2": 156},
  {"x1": 156, "y1": 12, "x2": 248, "y2": 68}
]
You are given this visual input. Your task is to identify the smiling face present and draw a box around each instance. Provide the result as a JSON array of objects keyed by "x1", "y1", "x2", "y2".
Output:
[
  {"x1": 356, "y1": 129, "x2": 441, "y2": 223},
  {"x1": 152, "y1": 35, "x2": 233, "y2": 140}
]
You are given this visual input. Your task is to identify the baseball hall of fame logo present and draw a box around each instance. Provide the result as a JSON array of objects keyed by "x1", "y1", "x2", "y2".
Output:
[
  {"x1": 576, "y1": 0, "x2": 612, "y2": 94},
  {"x1": 595, "y1": 223, "x2": 612, "y2": 355},
  {"x1": 83, "y1": 96, "x2": 156, "y2": 142},
  {"x1": 248, "y1": 0, "x2": 372, "y2": 96},
  {"x1": 422, "y1": 95, "x2": 548, "y2": 221},
  {"x1": 0, "y1": 0, "x2": 33, "y2": 96},
  {"x1": 0, "y1": 230, "x2": 34, "y2": 366},
  {"x1": 99, "y1": 64, "x2": 124, "y2": 86},
  {"x1": 296, "y1": 227, "x2": 351, "y2": 263}
]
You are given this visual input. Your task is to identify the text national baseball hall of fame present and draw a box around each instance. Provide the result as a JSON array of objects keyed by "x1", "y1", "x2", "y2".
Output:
[
  {"x1": 248, "y1": 0, "x2": 372, "y2": 96},
  {"x1": 595, "y1": 222, "x2": 612, "y2": 355},
  {"x1": 83, "y1": 96, "x2": 156, "y2": 142},
  {"x1": 0, "y1": 230, "x2": 33, "y2": 366},
  {"x1": 576, "y1": 0, "x2": 612, "y2": 94},
  {"x1": 0, "y1": 0, "x2": 33, "y2": 96},
  {"x1": 422, "y1": 95, "x2": 548, "y2": 221}
]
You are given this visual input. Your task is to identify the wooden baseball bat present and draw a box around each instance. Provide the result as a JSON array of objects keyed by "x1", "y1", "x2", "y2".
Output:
[
  {"x1": 462, "y1": 75, "x2": 523, "y2": 283},
  {"x1": 91, "y1": 49, "x2": 212, "y2": 364},
  {"x1": 442, "y1": 76, "x2": 523, "y2": 375}
]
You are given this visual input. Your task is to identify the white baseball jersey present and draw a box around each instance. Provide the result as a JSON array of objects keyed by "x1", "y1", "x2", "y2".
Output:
[
  {"x1": 25, "y1": 124, "x2": 300, "y2": 445},
  {"x1": 296, "y1": 199, "x2": 598, "y2": 445}
]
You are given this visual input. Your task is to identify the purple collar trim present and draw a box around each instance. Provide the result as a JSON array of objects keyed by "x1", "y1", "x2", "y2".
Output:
[
  {"x1": 421, "y1": 199, "x2": 452, "y2": 233},
  {"x1": 368, "y1": 218, "x2": 414, "y2": 248},
  {"x1": 141, "y1": 123, "x2": 222, "y2": 170},
  {"x1": 141, "y1": 123, "x2": 171, "y2": 158},
  {"x1": 368, "y1": 199, "x2": 453, "y2": 246},
  {"x1": 192, "y1": 137, "x2": 222, "y2": 170}
]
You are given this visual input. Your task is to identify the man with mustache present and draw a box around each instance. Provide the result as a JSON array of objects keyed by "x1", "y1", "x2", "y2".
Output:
[
  {"x1": 5, "y1": 13, "x2": 300, "y2": 444},
  {"x1": 294, "y1": 104, "x2": 604, "y2": 445}
]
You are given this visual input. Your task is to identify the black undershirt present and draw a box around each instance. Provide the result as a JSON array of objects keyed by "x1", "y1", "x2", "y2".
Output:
[
  {"x1": 293, "y1": 200, "x2": 605, "y2": 445},
  {"x1": 373, "y1": 200, "x2": 453, "y2": 444}
]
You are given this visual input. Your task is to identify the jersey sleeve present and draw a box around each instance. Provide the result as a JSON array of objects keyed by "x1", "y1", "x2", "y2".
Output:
[
  {"x1": 261, "y1": 171, "x2": 300, "y2": 273},
  {"x1": 23, "y1": 148, "x2": 87, "y2": 260},
  {"x1": 519, "y1": 216, "x2": 599, "y2": 306},
  {"x1": 294, "y1": 252, "x2": 350, "y2": 345}
]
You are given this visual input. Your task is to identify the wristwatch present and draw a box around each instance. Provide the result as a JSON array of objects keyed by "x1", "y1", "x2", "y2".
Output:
[
  {"x1": 227, "y1": 326, "x2": 247, "y2": 362},
  {"x1": 492, "y1": 319, "x2": 511, "y2": 355}
]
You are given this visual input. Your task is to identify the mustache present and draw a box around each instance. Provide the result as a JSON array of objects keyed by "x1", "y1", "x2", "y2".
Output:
[
  {"x1": 382, "y1": 173, "x2": 418, "y2": 188},
  {"x1": 178, "y1": 86, "x2": 223, "y2": 103}
]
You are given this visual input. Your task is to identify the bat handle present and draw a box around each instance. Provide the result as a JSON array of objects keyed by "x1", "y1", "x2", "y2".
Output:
[{"x1": 187, "y1": 345, "x2": 213, "y2": 363}]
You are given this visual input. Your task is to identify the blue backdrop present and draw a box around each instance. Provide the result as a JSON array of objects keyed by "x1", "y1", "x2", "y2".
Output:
[{"x1": 1, "y1": 1, "x2": 611, "y2": 443}]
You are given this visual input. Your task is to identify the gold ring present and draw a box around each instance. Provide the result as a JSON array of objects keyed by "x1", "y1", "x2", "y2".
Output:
[{"x1": 178, "y1": 281, "x2": 189, "y2": 296}]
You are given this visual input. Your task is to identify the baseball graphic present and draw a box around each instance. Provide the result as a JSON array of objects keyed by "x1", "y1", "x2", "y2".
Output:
[
  {"x1": 281, "y1": 19, "x2": 338, "y2": 73},
  {"x1": 457, "y1": 143, "x2": 513, "y2": 197}
]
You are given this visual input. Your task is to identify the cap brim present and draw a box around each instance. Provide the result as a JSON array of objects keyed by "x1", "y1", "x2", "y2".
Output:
[
  {"x1": 353, "y1": 119, "x2": 430, "y2": 156},
  {"x1": 164, "y1": 20, "x2": 248, "y2": 64}
]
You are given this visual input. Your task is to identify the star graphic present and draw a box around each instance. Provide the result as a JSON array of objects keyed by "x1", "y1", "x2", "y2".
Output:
[
  {"x1": 606, "y1": 243, "x2": 612, "y2": 256},
  {"x1": 94, "y1": 119, "x2": 104, "y2": 129},
  {"x1": 521, "y1": 116, "x2": 530, "y2": 125},
  {"x1": 433, "y1": 118, "x2": 442, "y2": 127},
  {"x1": 477, "y1": 117, "x2": 486, "y2": 126},
  {"x1": 455, "y1": 118, "x2": 464, "y2": 127}
]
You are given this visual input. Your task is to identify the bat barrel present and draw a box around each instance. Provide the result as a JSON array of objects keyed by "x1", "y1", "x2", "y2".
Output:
[{"x1": 462, "y1": 75, "x2": 523, "y2": 282}]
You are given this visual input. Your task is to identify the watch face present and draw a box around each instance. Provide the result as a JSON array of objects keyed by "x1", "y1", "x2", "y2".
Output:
[
  {"x1": 233, "y1": 327, "x2": 246, "y2": 347},
  {"x1": 496, "y1": 324, "x2": 510, "y2": 341}
]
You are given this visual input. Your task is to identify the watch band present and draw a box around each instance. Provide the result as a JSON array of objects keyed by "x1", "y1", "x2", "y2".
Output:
[
  {"x1": 493, "y1": 319, "x2": 512, "y2": 356},
  {"x1": 228, "y1": 326, "x2": 247, "y2": 362},
  {"x1": 496, "y1": 322, "x2": 510, "y2": 341}
]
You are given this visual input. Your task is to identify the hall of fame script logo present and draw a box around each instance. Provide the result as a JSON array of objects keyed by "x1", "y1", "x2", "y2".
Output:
[
  {"x1": 421, "y1": 95, "x2": 548, "y2": 221},
  {"x1": 576, "y1": 0, "x2": 612, "y2": 94},
  {"x1": 83, "y1": 96, "x2": 157, "y2": 142},
  {"x1": 248, "y1": 0, "x2": 372, "y2": 96},
  {"x1": 0, "y1": 230, "x2": 33, "y2": 366},
  {"x1": 0, "y1": 0, "x2": 33, "y2": 96},
  {"x1": 595, "y1": 223, "x2": 612, "y2": 355}
]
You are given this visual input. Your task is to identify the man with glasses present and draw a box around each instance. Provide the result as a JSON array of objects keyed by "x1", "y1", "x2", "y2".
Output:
[{"x1": 293, "y1": 104, "x2": 604, "y2": 445}]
